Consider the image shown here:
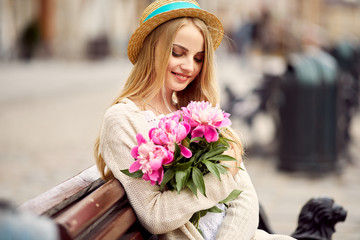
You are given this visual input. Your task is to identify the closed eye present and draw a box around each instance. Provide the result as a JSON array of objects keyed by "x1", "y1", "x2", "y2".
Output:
[
  {"x1": 172, "y1": 51, "x2": 182, "y2": 57},
  {"x1": 172, "y1": 44, "x2": 204, "y2": 63},
  {"x1": 195, "y1": 53, "x2": 204, "y2": 63}
]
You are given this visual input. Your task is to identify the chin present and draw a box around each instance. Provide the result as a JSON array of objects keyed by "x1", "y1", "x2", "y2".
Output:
[
  {"x1": 166, "y1": 82, "x2": 190, "y2": 92},
  {"x1": 173, "y1": 85, "x2": 190, "y2": 92}
]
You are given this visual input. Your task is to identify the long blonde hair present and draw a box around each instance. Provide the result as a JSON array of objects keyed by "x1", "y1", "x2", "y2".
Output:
[{"x1": 95, "y1": 17, "x2": 243, "y2": 181}]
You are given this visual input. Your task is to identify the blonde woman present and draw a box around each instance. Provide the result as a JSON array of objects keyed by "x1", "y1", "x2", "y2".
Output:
[{"x1": 95, "y1": 0, "x2": 295, "y2": 239}]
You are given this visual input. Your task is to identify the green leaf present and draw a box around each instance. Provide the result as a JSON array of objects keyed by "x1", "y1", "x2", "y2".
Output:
[
  {"x1": 190, "y1": 137, "x2": 203, "y2": 143},
  {"x1": 197, "y1": 228, "x2": 204, "y2": 237},
  {"x1": 207, "y1": 154, "x2": 237, "y2": 162},
  {"x1": 222, "y1": 137, "x2": 236, "y2": 143},
  {"x1": 207, "y1": 205, "x2": 224, "y2": 213},
  {"x1": 199, "y1": 210, "x2": 209, "y2": 218},
  {"x1": 120, "y1": 169, "x2": 143, "y2": 178},
  {"x1": 219, "y1": 189, "x2": 242, "y2": 204},
  {"x1": 176, "y1": 155, "x2": 184, "y2": 162},
  {"x1": 175, "y1": 168, "x2": 191, "y2": 193},
  {"x1": 160, "y1": 168, "x2": 175, "y2": 190},
  {"x1": 190, "y1": 211, "x2": 200, "y2": 224},
  {"x1": 203, "y1": 160, "x2": 221, "y2": 181},
  {"x1": 220, "y1": 163, "x2": 242, "y2": 170},
  {"x1": 216, "y1": 164, "x2": 228, "y2": 174},
  {"x1": 192, "y1": 167, "x2": 206, "y2": 197},
  {"x1": 191, "y1": 149, "x2": 206, "y2": 165},
  {"x1": 186, "y1": 178, "x2": 198, "y2": 197},
  {"x1": 169, "y1": 177, "x2": 176, "y2": 190},
  {"x1": 210, "y1": 137, "x2": 229, "y2": 148},
  {"x1": 217, "y1": 137, "x2": 230, "y2": 148},
  {"x1": 175, "y1": 160, "x2": 193, "y2": 171},
  {"x1": 202, "y1": 146, "x2": 227, "y2": 160}
]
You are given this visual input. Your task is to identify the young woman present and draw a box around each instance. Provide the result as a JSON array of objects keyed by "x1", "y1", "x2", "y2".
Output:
[{"x1": 94, "y1": 0, "x2": 295, "y2": 239}]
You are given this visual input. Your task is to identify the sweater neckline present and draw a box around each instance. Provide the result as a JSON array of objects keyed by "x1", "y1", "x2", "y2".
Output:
[{"x1": 121, "y1": 97, "x2": 165, "y2": 119}]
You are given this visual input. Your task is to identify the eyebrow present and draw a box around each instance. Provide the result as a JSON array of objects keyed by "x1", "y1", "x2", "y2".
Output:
[{"x1": 173, "y1": 44, "x2": 205, "y2": 54}]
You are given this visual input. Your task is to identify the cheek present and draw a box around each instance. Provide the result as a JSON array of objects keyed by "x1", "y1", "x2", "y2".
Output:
[
  {"x1": 189, "y1": 65, "x2": 202, "y2": 84},
  {"x1": 166, "y1": 56, "x2": 179, "y2": 71},
  {"x1": 194, "y1": 63, "x2": 203, "y2": 76}
]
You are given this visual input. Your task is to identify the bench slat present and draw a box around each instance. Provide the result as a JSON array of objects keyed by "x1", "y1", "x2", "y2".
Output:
[
  {"x1": 118, "y1": 232, "x2": 144, "y2": 240},
  {"x1": 46, "y1": 178, "x2": 104, "y2": 218},
  {"x1": 92, "y1": 207, "x2": 140, "y2": 240},
  {"x1": 19, "y1": 165, "x2": 153, "y2": 239},
  {"x1": 20, "y1": 165, "x2": 100, "y2": 216},
  {"x1": 55, "y1": 178, "x2": 126, "y2": 238}
]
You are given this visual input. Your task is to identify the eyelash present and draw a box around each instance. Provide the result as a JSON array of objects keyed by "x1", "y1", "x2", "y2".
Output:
[
  {"x1": 172, "y1": 51, "x2": 203, "y2": 63},
  {"x1": 194, "y1": 57, "x2": 203, "y2": 63},
  {"x1": 172, "y1": 51, "x2": 181, "y2": 57}
]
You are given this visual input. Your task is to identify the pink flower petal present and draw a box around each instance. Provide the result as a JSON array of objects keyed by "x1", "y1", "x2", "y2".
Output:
[
  {"x1": 158, "y1": 169, "x2": 164, "y2": 184},
  {"x1": 180, "y1": 145, "x2": 192, "y2": 158},
  {"x1": 204, "y1": 125, "x2": 219, "y2": 142},
  {"x1": 129, "y1": 160, "x2": 142, "y2": 173},
  {"x1": 149, "y1": 128, "x2": 158, "y2": 143},
  {"x1": 183, "y1": 122, "x2": 191, "y2": 134},
  {"x1": 165, "y1": 121, "x2": 172, "y2": 131},
  {"x1": 176, "y1": 125, "x2": 189, "y2": 142},
  {"x1": 224, "y1": 112, "x2": 231, "y2": 118},
  {"x1": 149, "y1": 168, "x2": 164, "y2": 185},
  {"x1": 220, "y1": 117, "x2": 231, "y2": 127},
  {"x1": 149, "y1": 169, "x2": 160, "y2": 181},
  {"x1": 136, "y1": 133, "x2": 147, "y2": 145},
  {"x1": 163, "y1": 151, "x2": 174, "y2": 165},
  {"x1": 150, "y1": 158, "x2": 163, "y2": 170},
  {"x1": 142, "y1": 173, "x2": 150, "y2": 181},
  {"x1": 192, "y1": 125, "x2": 205, "y2": 138},
  {"x1": 130, "y1": 146, "x2": 139, "y2": 158}
]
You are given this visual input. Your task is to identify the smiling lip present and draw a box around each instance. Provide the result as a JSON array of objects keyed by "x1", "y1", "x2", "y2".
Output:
[{"x1": 172, "y1": 72, "x2": 190, "y2": 81}]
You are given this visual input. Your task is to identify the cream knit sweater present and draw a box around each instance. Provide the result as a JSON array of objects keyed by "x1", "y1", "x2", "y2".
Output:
[{"x1": 99, "y1": 98, "x2": 295, "y2": 240}]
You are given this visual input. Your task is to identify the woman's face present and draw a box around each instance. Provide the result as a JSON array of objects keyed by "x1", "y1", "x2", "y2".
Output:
[{"x1": 158, "y1": 22, "x2": 205, "y2": 94}]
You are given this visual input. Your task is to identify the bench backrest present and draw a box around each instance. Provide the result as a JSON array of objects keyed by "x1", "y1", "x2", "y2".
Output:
[{"x1": 20, "y1": 165, "x2": 149, "y2": 240}]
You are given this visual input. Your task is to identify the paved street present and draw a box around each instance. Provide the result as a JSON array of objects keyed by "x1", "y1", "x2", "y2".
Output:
[{"x1": 0, "y1": 54, "x2": 359, "y2": 239}]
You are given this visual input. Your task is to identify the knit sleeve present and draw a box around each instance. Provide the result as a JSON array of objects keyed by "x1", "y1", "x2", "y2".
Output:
[
  {"x1": 215, "y1": 163, "x2": 259, "y2": 240},
  {"x1": 99, "y1": 103, "x2": 239, "y2": 235},
  {"x1": 252, "y1": 230, "x2": 296, "y2": 240},
  {"x1": 215, "y1": 164, "x2": 296, "y2": 240}
]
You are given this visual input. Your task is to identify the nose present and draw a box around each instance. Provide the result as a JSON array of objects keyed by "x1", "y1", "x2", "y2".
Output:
[{"x1": 180, "y1": 57, "x2": 193, "y2": 73}]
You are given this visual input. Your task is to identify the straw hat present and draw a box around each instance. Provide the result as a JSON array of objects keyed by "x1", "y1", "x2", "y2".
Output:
[{"x1": 127, "y1": 0, "x2": 224, "y2": 64}]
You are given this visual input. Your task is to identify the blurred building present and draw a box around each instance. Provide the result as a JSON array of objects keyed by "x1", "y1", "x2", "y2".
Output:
[
  {"x1": 0, "y1": 0, "x2": 359, "y2": 60},
  {"x1": 0, "y1": 0, "x2": 152, "y2": 60}
]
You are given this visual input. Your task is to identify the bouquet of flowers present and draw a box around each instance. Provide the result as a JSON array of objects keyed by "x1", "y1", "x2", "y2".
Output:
[{"x1": 121, "y1": 101, "x2": 242, "y2": 229}]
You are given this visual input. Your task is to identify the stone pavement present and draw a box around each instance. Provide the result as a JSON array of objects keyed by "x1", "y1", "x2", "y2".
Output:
[
  {"x1": 0, "y1": 55, "x2": 359, "y2": 239},
  {"x1": 245, "y1": 142, "x2": 360, "y2": 240}
]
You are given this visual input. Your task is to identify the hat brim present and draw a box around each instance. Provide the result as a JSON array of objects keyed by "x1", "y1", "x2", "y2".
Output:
[{"x1": 127, "y1": 8, "x2": 223, "y2": 64}]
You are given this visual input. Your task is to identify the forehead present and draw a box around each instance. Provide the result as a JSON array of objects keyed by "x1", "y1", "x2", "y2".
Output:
[{"x1": 173, "y1": 22, "x2": 204, "y2": 52}]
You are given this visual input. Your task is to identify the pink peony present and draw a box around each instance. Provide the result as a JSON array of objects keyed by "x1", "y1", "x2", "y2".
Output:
[
  {"x1": 181, "y1": 101, "x2": 231, "y2": 142},
  {"x1": 149, "y1": 112, "x2": 192, "y2": 158},
  {"x1": 129, "y1": 133, "x2": 173, "y2": 185}
]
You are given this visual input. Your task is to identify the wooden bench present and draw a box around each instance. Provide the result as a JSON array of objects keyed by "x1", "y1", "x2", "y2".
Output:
[{"x1": 19, "y1": 165, "x2": 153, "y2": 240}]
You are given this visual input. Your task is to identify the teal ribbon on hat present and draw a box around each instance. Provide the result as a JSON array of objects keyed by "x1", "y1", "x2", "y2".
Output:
[{"x1": 143, "y1": 2, "x2": 201, "y2": 23}]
